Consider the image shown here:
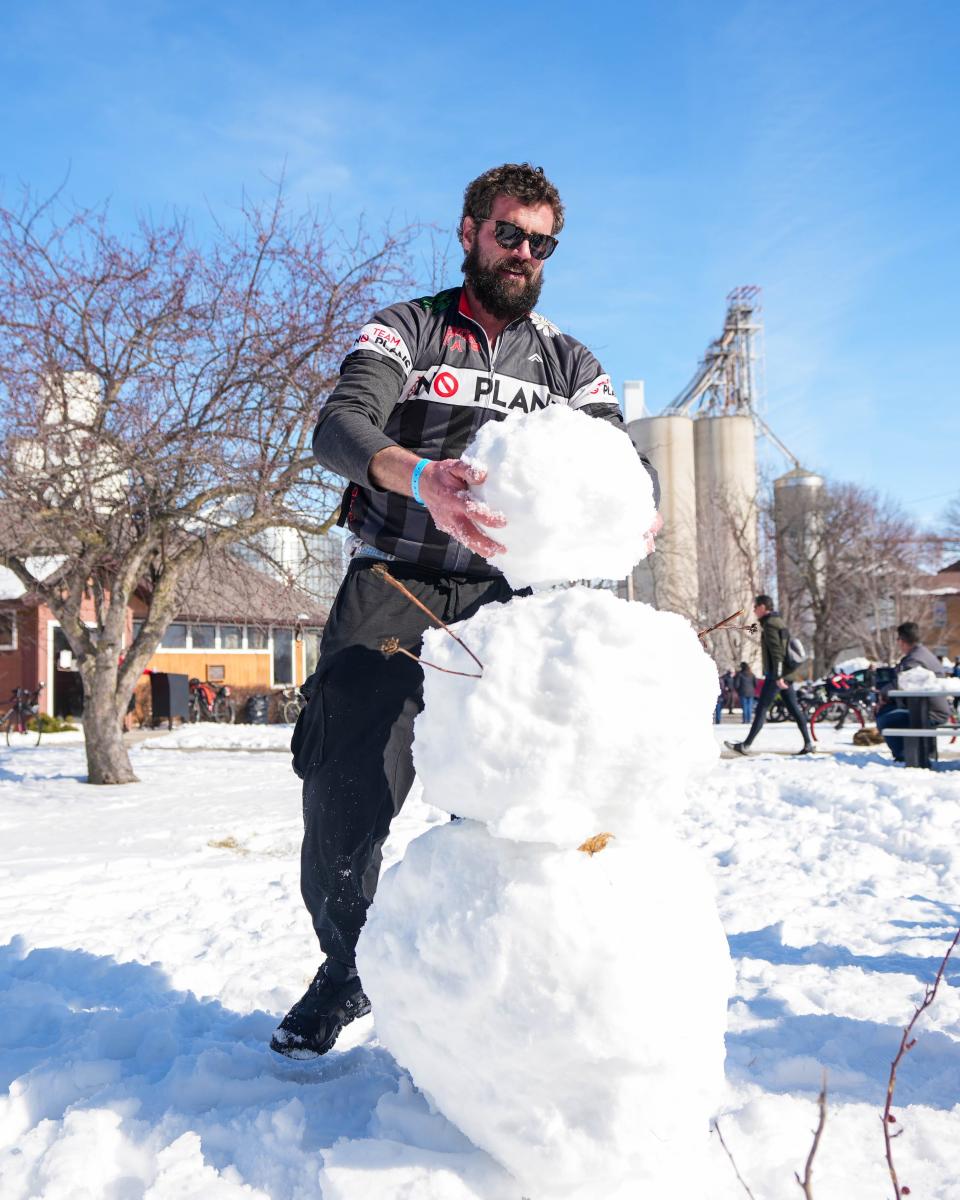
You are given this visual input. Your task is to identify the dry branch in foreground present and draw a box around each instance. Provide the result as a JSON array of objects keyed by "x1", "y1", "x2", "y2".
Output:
[{"x1": 882, "y1": 925, "x2": 960, "y2": 1199}]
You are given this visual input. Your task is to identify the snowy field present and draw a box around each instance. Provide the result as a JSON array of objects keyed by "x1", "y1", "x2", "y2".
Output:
[{"x1": 1, "y1": 724, "x2": 959, "y2": 1198}]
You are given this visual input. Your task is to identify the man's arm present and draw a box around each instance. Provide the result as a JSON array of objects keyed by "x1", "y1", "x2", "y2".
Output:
[
  {"x1": 313, "y1": 354, "x2": 506, "y2": 557},
  {"x1": 312, "y1": 355, "x2": 405, "y2": 487}
]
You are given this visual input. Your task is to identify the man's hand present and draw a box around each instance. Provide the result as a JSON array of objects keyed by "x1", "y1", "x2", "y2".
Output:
[
  {"x1": 644, "y1": 511, "x2": 664, "y2": 556},
  {"x1": 419, "y1": 459, "x2": 508, "y2": 559}
]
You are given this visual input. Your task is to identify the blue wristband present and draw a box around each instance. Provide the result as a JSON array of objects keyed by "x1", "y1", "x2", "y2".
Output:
[{"x1": 410, "y1": 458, "x2": 430, "y2": 506}]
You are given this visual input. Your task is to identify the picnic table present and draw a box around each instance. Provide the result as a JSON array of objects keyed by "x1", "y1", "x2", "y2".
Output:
[{"x1": 886, "y1": 689, "x2": 960, "y2": 769}]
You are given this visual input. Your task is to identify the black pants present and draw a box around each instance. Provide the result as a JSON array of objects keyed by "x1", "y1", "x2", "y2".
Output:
[
  {"x1": 290, "y1": 558, "x2": 514, "y2": 967},
  {"x1": 744, "y1": 674, "x2": 811, "y2": 747}
]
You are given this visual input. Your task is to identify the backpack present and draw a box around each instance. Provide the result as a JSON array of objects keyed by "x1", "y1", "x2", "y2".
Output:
[{"x1": 784, "y1": 633, "x2": 807, "y2": 673}]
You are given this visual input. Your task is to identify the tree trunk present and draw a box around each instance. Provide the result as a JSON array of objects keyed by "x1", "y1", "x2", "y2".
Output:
[{"x1": 81, "y1": 661, "x2": 138, "y2": 785}]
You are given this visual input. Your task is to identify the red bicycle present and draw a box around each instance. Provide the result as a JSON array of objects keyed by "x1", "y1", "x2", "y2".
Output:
[
  {"x1": 3, "y1": 683, "x2": 45, "y2": 747},
  {"x1": 188, "y1": 678, "x2": 236, "y2": 724}
]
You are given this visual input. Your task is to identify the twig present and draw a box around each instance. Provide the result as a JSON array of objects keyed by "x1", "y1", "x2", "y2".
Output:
[
  {"x1": 378, "y1": 637, "x2": 482, "y2": 679},
  {"x1": 370, "y1": 562, "x2": 484, "y2": 674},
  {"x1": 882, "y1": 924, "x2": 960, "y2": 1199},
  {"x1": 698, "y1": 609, "x2": 760, "y2": 640},
  {"x1": 795, "y1": 1072, "x2": 827, "y2": 1198},
  {"x1": 711, "y1": 1118, "x2": 758, "y2": 1200}
]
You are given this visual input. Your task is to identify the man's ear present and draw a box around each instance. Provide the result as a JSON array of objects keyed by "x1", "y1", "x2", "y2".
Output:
[{"x1": 460, "y1": 215, "x2": 476, "y2": 252}]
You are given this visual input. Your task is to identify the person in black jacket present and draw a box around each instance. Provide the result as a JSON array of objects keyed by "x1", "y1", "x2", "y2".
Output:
[
  {"x1": 734, "y1": 661, "x2": 756, "y2": 723},
  {"x1": 270, "y1": 163, "x2": 663, "y2": 1060},
  {"x1": 725, "y1": 595, "x2": 814, "y2": 756},
  {"x1": 876, "y1": 622, "x2": 951, "y2": 761}
]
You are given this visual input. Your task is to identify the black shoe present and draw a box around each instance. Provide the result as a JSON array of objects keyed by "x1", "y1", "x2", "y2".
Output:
[
  {"x1": 796, "y1": 743, "x2": 816, "y2": 756},
  {"x1": 270, "y1": 962, "x2": 371, "y2": 1059},
  {"x1": 725, "y1": 741, "x2": 751, "y2": 756}
]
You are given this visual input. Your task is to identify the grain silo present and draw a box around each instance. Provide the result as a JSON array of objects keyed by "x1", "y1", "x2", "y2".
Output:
[
  {"x1": 626, "y1": 413, "x2": 698, "y2": 618},
  {"x1": 773, "y1": 467, "x2": 825, "y2": 651},
  {"x1": 693, "y1": 412, "x2": 758, "y2": 619}
]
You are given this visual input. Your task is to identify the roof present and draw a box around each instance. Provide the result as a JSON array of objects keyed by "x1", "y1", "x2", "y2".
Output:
[
  {"x1": 914, "y1": 570, "x2": 960, "y2": 597},
  {"x1": 164, "y1": 550, "x2": 329, "y2": 626}
]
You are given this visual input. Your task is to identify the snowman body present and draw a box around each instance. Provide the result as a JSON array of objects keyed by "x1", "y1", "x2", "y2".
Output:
[{"x1": 359, "y1": 588, "x2": 732, "y2": 1196}]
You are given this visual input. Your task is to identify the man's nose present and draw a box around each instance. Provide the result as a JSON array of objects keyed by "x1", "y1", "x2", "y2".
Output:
[{"x1": 511, "y1": 239, "x2": 534, "y2": 262}]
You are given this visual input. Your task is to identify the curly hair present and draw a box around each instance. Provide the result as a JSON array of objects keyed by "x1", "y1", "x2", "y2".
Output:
[{"x1": 459, "y1": 163, "x2": 565, "y2": 239}]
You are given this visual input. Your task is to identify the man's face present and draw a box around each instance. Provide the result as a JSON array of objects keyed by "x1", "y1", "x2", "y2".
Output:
[
  {"x1": 461, "y1": 193, "x2": 555, "y2": 321},
  {"x1": 754, "y1": 602, "x2": 768, "y2": 619}
]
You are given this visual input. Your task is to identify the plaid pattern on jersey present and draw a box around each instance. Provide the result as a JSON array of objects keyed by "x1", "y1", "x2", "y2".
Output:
[{"x1": 321, "y1": 287, "x2": 647, "y2": 577}]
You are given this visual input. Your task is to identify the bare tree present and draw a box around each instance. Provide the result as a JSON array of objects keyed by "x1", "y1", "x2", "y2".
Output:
[
  {"x1": 697, "y1": 482, "x2": 770, "y2": 670},
  {"x1": 774, "y1": 482, "x2": 930, "y2": 674},
  {"x1": 0, "y1": 188, "x2": 412, "y2": 784},
  {"x1": 943, "y1": 494, "x2": 960, "y2": 561}
]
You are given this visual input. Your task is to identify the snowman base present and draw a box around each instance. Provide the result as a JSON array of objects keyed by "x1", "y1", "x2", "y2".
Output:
[{"x1": 359, "y1": 818, "x2": 731, "y2": 1197}]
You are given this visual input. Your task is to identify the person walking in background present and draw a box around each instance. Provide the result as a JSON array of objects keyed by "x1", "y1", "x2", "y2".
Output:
[
  {"x1": 725, "y1": 595, "x2": 814, "y2": 756},
  {"x1": 734, "y1": 661, "x2": 756, "y2": 724},
  {"x1": 721, "y1": 669, "x2": 735, "y2": 715}
]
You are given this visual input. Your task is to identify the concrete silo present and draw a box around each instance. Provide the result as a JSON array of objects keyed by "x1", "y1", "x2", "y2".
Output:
[
  {"x1": 626, "y1": 413, "x2": 699, "y2": 618},
  {"x1": 693, "y1": 413, "x2": 758, "y2": 621},
  {"x1": 774, "y1": 467, "x2": 825, "y2": 652}
]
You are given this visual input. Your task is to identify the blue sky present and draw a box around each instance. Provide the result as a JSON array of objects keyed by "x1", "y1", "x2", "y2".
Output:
[{"x1": 2, "y1": 1, "x2": 957, "y2": 528}]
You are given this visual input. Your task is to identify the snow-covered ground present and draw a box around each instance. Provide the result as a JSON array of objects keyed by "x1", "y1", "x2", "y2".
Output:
[{"x1": 1, "y1": 724, "x2": 959, "y2": 1198}]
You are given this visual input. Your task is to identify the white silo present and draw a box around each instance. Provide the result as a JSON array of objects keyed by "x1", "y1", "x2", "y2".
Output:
[
  {"x1": 693, "y1": 413, "x2": 758, "y2": 621},
  {"x1": 626, "y1": 413, "x2": 698, "y2": 618}
]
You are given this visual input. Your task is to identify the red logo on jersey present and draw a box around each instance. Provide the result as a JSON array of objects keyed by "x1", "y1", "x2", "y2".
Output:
[
  {"x1": 433, "y1": 371, "x2": 459, "y2": 399},
  {"x1": 442, "y1": 326, "x2": 481, "y2": 354}
]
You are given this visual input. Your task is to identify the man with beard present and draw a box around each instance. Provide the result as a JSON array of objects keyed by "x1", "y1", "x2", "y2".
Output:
[{"x1": 271, "y1": 163, "x2": 661, "y2": 1059}]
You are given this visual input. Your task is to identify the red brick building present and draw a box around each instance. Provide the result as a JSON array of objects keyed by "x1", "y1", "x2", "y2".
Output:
[{"x1": 0, "y1": 554, "x2": 328, "y2": 718}]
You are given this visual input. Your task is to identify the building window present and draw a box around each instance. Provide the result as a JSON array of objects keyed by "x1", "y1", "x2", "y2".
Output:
[
  {"x1": 247, "y1": 625, "x2": 269, "y2": 650},
  {"x1": 132, "y1": 620, "x2": 144, "y2": 642},
  {"x1": 220, "y1": 624, "x2": 243, "y2": 650},
  {"x1": 161, "y1": 622, "x2": 187, "y2": 649},
  {"x1": 272, "y1": 628, "x2": 294, "y2": 685},
  {"x1": 933, "y1": 601, "x2": 947, "y2": 628},
  {"x1": 191, "y1": 623, "x2": 216, "y2": 649},
  {"x1": 0, "y1": 611, "x2": 15, "y2": 650}
]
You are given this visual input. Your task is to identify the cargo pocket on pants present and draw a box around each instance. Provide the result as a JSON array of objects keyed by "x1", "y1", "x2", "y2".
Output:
[{"x1": 290, "y1": 684, "x2": 325, "y2": 781}]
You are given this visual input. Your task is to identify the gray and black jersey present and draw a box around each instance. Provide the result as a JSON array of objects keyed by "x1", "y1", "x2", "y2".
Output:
[{"x1": 313, "y1": 286, "x2": 659, "y2": 578}]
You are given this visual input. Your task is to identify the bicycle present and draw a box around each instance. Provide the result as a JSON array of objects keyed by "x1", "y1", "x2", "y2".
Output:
[
  {"x1": 3, "y1": 683, "x2": 45, "y2": 748},
  {"x1": 809, "y1": 675, "x2": 876, "y2": 742},
  {"x1": 188, "y1": 678, "x2": 236, "y2": 724},
  {"x1": 279, "y1": 686, "x2": 305, "y2": 724}
]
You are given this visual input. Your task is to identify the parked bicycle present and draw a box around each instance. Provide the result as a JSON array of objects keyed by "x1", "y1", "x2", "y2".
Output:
[
  {"x1": 809, "y1": 671, "x2": 876, "y2": 742},
  {"x1": 766, "y1": 679, "x2": 824, "y2": 724},
  {"x1": 279, "y1": 686, "x2": 305, "y2": 724},
  {"x1": 3, "y1": 683, "x2": 45, "y2": 747},
  {"x1": 188, "y1": 678, "x2": 236, "y2": 724}
]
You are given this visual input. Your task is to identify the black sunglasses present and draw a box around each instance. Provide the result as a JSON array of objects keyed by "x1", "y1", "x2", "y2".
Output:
[{"x1": 479, "y1": 219, "x2": 558, "y2": 261}]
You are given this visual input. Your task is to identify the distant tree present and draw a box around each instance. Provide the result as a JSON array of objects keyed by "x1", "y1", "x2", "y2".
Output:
[
  {"x1": 944, "y1": 494, "x2": 960, "y2": 560},
  {"x1": 0, "y1": 188, "x2": 412, "y2": 784},
  {"x1": 774, "y1": 481, "x2": 929, "y2": 673},
  {"x1": 696, "y1": 481, "x2": 771, "y2": 671}
]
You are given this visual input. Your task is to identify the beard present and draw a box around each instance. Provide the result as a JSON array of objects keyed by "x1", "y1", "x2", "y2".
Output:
[{"x1": 461, "y1": 242, "x2": 543, "y2": 321}]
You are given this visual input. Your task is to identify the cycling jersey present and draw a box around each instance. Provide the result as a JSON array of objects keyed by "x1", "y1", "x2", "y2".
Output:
[{"x1": 313, "y1": 286, "x2": 659, "y2": 578}]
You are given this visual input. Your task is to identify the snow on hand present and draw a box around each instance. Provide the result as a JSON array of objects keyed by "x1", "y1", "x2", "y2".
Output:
[{"x1": 461, "y1": 404, "x2": 655, "y2": 587}]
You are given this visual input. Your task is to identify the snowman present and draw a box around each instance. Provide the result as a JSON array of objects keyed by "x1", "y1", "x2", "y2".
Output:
[{"x1": 358, "y1": 407, "x2": 732, "y2": 1198}]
